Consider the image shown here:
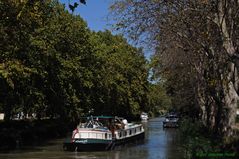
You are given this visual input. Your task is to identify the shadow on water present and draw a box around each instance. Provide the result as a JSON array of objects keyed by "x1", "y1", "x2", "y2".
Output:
[{"x1": 0, "y1": 117, "x2": 184, "y2": 159}]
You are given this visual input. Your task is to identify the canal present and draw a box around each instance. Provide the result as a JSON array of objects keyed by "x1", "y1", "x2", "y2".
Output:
[{"x1": 0, "y1": 117, "x2": 184, "y2": 159}]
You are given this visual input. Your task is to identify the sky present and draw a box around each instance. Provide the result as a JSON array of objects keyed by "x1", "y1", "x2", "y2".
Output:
[
  {"x1": 59, "y1": 0, "x2": 152, "y2": 59},
  {"x1": 60, "y1": 0, "x2": 113, "y2": 31}
]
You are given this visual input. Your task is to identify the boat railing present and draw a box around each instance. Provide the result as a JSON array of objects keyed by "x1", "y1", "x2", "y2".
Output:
[
  {"x1": 76, "y1": 131, "x2": 112, "y2": 140},
  {"x1": 79, "y1": 118, "x2": 104, "y2": 129}
]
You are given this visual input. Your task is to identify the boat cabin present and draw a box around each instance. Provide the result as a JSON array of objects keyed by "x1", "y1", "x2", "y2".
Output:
[{"x1": 64, "y1": 116, "x2": 145, "y2": 151}]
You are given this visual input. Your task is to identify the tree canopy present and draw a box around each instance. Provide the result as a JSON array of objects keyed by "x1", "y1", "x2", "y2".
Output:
[
  {"x1": 110, "y1": 0, "x2": 239, "y2": 137},
  {"x1": 0, "y1": 0, "x2": 163, "y2": 122}
]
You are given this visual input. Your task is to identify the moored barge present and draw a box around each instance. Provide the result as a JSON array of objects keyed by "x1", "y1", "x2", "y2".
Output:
[{"x1": 63, "y1": 116, "x2": 144, "y2": 151}]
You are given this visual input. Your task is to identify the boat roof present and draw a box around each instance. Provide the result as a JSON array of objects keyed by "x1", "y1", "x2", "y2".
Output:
[
  {"x1": 141, "y1": 112, "x2": 148, "y2": 115},
  {"x1": 166, "y1": 114, "x2": 178, "y2": 118},
  {"x1": 80, "y1": 116, "x2": 122, "y2": 119}
]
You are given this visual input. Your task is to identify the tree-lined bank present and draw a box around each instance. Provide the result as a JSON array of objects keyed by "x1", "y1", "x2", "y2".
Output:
[
  {"x1": 110, "y1": 0, "x2": 239, "y2": 156},
  {"x1": 0, "y1": 0, "x2": 169, "y2": 123},
  {"x1": 0, "y1": 0, "x2": 167, "y2": 150},
  {"x1": 110, "y1": 0, "x2": 239, "y2": 139}
]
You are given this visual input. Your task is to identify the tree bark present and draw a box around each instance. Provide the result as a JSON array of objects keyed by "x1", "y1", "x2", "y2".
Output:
[{"x1": 214, "y1": 0, "x2": 239, "y2": 136}]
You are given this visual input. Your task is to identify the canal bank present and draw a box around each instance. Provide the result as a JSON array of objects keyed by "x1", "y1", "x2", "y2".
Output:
[
  {"x1": 0, "y1": 117, "x2": 184, "y2": 159},
  {"x1": 0, "y1": 119, "x2": 72, "y2": 151},
  {"x1": 178, "y1": 118, "x2": 239, "y2": 159}
]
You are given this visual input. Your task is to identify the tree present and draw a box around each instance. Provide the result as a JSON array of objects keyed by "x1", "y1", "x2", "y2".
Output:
[
  {"x1": 110, "y1": 0, "x2": 239, "y2": 137},
  {"x1": 89, "y1": 30, "x2": 149, "y2": 118},
  {"x1": 0, "y1": 0, "x2": 150, "y2": 122}
]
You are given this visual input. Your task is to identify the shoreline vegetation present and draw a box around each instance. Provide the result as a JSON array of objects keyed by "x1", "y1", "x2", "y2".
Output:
[
  {"x1": 0, "y1": 119, "x2": 71, "y2": 151},
  {"x1": 179, "y1": 118, "x2": 239, "y2": 158}
]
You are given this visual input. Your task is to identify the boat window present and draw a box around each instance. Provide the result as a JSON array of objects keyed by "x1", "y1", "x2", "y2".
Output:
[
  {"x1": 129, "y1": 130, "x2": 132, "y2": 135},
  {"x1": 105, "y1": 133, "x2": 107, "y2": 139},
  {"x1": 124, "y1": 131, "x2": 127, "y2": 136},
  {"x1": 97, "y1": 133, "x2": 102, "y2": 139},
  {"x1": 91, "y1": 133, "x2": 96, "y2": 138},
  {"x1": 80, "y1": 132, "x2": 88, "y2": 138},
  {"x1": 119, "y1": 132, "x2": 122, "y2": 138}
]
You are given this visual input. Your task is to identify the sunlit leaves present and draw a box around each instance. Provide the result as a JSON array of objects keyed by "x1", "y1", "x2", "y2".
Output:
[{"x1": 0, "y1": 0, "x2": 150, "y2": 121}]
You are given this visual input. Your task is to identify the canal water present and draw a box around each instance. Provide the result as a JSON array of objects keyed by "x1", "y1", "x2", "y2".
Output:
[{"x1": 0, "y1": 117, "x2": 184, "y2": 159}]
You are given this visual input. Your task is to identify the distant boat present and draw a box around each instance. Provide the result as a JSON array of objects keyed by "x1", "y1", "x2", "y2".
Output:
[
  {"x1": 163, "y1": 113, "x2": 179, "y2": 128},
  {"x1": 63, "y1": 116, "x2": 145, "y2": 151},
  {"x1": 140, "y1": 112, "x2": 149, "y2": 121}
]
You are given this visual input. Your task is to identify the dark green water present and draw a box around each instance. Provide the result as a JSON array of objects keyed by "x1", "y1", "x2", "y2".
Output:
[{"x1": 0, "y1": 117, "x2": 184, "y2": 159}]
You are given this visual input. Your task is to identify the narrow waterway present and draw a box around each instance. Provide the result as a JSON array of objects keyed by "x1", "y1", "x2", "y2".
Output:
[{"x1": 0, "y1": 117, "x2": 184, "y2": 159}]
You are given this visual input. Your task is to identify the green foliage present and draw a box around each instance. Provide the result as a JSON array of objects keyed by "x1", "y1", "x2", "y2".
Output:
[
  {"x1": 147, "y1": 83, "x2": 171, "y2": 116},
  {"x1": 179, "y1": 118, "x2": 216, "y2": 159},
  {"x1": 88, "y1": 30, "x2": 149, "y2": 117},
  {"x1": 0, "y1": 0, "x2": 151, "y2": 121}
]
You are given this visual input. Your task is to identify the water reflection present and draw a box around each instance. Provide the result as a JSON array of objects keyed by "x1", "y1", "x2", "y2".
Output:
[{"x1": 0, "y1": 117, "x2": 183, "y2": 159}]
